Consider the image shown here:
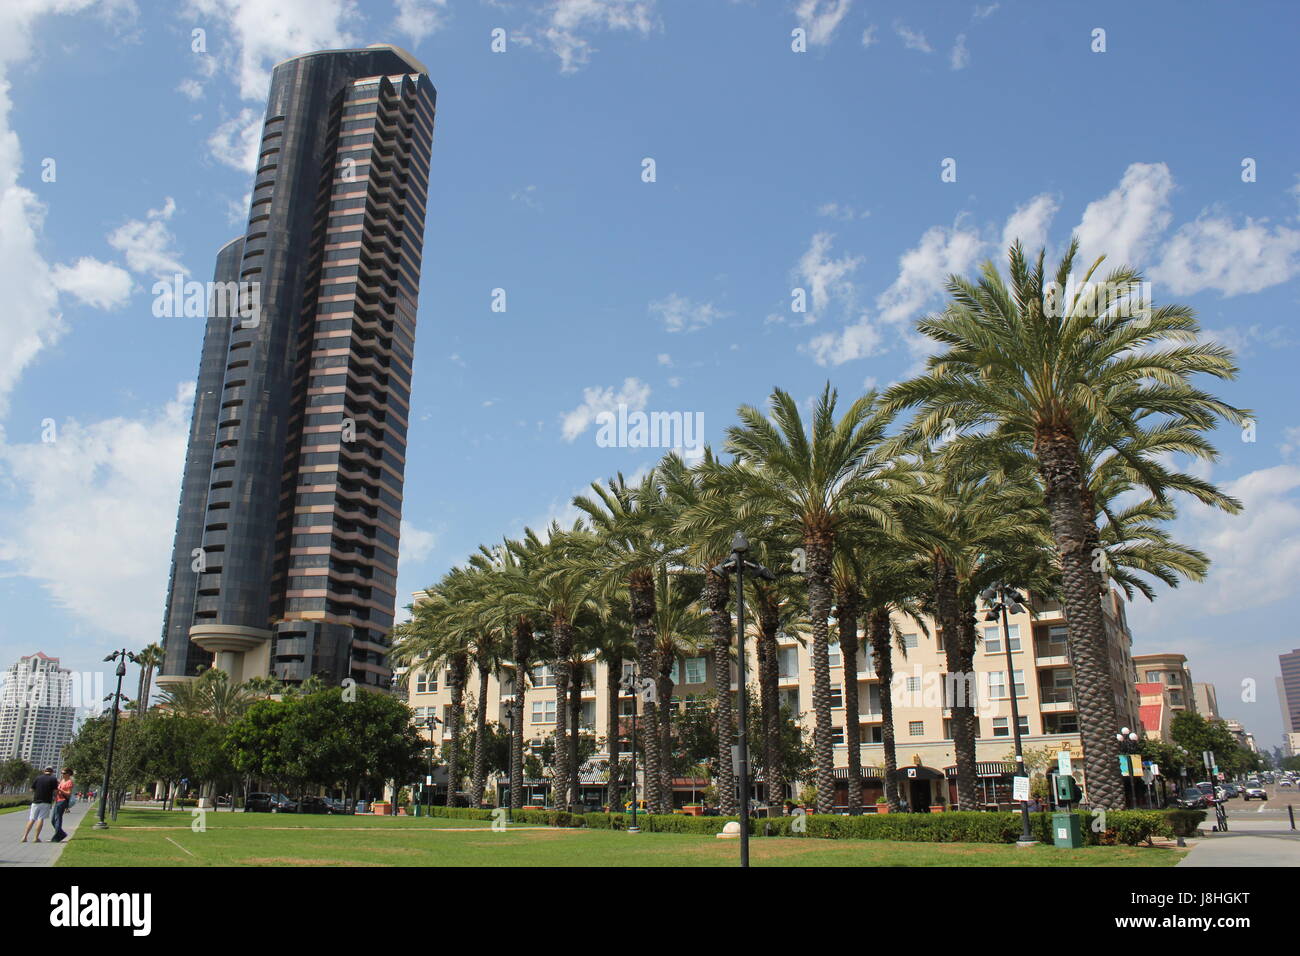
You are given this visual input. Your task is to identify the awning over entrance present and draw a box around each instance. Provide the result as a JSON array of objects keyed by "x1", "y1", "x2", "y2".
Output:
[
  {"x1": 889, "y1": 766, "x2": 944, "y2": 782},
  {"x1": 943, "y1": 763, "x2": 1016, "y2": 778},
  {"x1": 833, "y1": 767, "x2": 889, "y2": 780}
]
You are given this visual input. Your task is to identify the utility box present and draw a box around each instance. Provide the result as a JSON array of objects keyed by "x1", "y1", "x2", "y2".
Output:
[{"x1": 1052, "y1": 811, "x2": 1083, "y2": 848}]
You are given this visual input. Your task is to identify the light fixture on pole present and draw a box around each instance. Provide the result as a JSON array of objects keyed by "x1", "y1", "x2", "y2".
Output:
[
  {"x1": 617, "y1": 664, "x2": 653, "y2": 833},
  {"x1": 713, "y1": 531, "x2": 775, "y2": 869},
  {"x1": 1115, "y1": 727, "x2": 1140, "y2": 809},
  {"x1": 979, "y1": 583, "x2": 1036, "y2": 847},
  {"x1": 94, "y1": 649, "x2": 138, "y2": 830}
]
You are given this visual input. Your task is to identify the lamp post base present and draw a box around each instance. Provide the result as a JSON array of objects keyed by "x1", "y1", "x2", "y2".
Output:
[
  {"x1": 627, "y1": 826, "x2": 641, "y2": 833},
  {"x1": 1015, "y1": 839, "x2": 1038, "y2": 848}
]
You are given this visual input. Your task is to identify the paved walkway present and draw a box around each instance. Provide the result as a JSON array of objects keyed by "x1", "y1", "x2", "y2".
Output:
[
  {"x1": 1177, "y1": 816, "x2": 1300, "y2": 867},
  {"x1": 0, "y1": 800, "x2": 89, "y2": 867}
]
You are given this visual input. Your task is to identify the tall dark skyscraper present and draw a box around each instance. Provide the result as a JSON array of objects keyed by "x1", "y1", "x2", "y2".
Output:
[{"x1": 158, "y1": 45, "x2": 435, "y2": 692}]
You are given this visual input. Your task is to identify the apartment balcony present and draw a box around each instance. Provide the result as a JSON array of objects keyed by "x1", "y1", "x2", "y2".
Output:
[
  {"x1": 1034, "y1": 640, "x2": 1071, "y2": 667},
  {"x1": 778, "y1": 674, "x2": 799, "y2": 687},
  {"x1": 1038, "y1": 686, "x2": 1076, "y2": 713}
]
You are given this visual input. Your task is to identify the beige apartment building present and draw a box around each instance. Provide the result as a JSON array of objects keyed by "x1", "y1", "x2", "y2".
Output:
[
  {"x1": 401, "y1": 587, "x2": 1142, "y2": 809},
  {"x1": 1132, "y1": 653, "x2": 1196, "y2": 714}
]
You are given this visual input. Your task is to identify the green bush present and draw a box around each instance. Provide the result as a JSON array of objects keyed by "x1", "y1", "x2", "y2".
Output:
[
  {"x1": 1164, "y1": 809, "x2": 1206, "y2": 838},
  {"x1": 422, "y1": 805, "x2": 1183, "y2": 846}
]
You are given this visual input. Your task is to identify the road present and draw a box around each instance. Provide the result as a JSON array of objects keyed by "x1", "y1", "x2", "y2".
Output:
[
  {"x1": 1177, "y1": 780, "x2": 1300, "y2": 867},
  {"x1": 0, "y1": 799, "x2": 88, "y2": 867}
]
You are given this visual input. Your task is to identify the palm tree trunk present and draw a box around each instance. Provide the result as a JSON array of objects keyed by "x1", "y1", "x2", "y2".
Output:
[
  {"x1": 656, "y1": 663, "x2": 674, "y2": 810},
  {"x1": 606, "y1": 653, "x2": 621, "y2": 810},
  {"x1": 510, "y1": 621, "x2": 529, "y2": 811},
  {"x1": 552, "y1": 618, "x2": 573, "y2": 811},
  {"x1": 1037, "y1": 431, "x2": 1124, "y2": 809},
  {"x1": 934, "y1": 556, "x2": 977, "y2": 809},
  {"x1": 705, "y1": 568, "x2": 737, "y2": 814},
  {"x1": 470, "y1": 645, "x2": 490, "y2": 807},
  {"x1": 755, "y1": 587, "x2": 784, "y2": 809},
  {"x1": 568, "y1": 662, "x2": 582, "y2": 811},
  {"x1": 629, "y1": 572, "x2": 663, "y2": 814},
  {"x1": 953, "y1": 590, "x2": 981, "y2": 811},
  {"x1": 445, "y1": 653, "x2": 467, "y2": 806},
  {"x1": 869, "y1": 608, "x2": 900, "y2": 811},
  {"x1": 804, "y1": 536, "x2": 836, "y2": 814},
  {"x1": 838, "y1": 592, "x2": 863, "y2": 811}
]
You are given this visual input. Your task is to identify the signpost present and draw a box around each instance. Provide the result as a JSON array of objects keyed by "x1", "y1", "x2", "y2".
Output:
[
  {"x1": 1013, "y1": 776, "x2": 1030, "y2": 802},
  {"x1": 1057, "y1": 751, "x2": 1072, "y2": 777}
]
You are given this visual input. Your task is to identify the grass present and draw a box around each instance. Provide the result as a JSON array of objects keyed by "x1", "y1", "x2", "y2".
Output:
[
  {"x1": 0, "y1": 804, "x2": 27, "y2": 815},
  {"x1": 57, "y1": 808, "x2": 1186, "y2": 867}
]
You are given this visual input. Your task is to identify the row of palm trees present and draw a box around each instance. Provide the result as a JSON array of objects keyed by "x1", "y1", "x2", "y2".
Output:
[{"x1": 392, "y1": 241, "x2": 1246, "y2": 813}]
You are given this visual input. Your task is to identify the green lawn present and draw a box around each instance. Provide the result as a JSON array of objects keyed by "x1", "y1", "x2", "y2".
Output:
[{"x1": 57, "y1": 808, "x2": 1185, "y2": 867}]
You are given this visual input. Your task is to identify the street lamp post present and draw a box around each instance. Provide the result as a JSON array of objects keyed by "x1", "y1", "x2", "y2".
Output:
[
  {"x1": 424, "y1": 714, "x2": 440, "y2": 811},
  {"x1": 95, "y1": 649, "x2": 137, "y2": 830},
  {"x1": 618, "y1": 666, "x2": 648, "y2": 833},
  {"x1": 980, "y1": 584, "x2": 1035, "y2": 846},
  {"x1": 503, "y1": 702, "x2": 517, "y2": 820},
  {"x1": 714, "y1": 531, "x2": 774, "y2": 869},
  {"x1": 1115, "y1": 728, "x2": 1140, "y2": 809}
]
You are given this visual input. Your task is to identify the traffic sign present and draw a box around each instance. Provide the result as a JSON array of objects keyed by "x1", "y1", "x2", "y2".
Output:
[{"x1": 1057, "y1": 751, "x2": 1072, "y2": 776}]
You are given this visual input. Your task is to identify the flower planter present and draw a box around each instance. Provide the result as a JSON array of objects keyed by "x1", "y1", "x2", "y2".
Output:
[
  {"x1": 874, "y1": 804, "x2": 891, "y2": 814},
  {"x1": 372, "y1": 801, "x2": 391, "y2": 815},
  {"x1": 929, "y1": 805, "x2": 945, "y2": 813},
  {"x1": 682, "y1": 805, "x2": 703, "y2": 817}
]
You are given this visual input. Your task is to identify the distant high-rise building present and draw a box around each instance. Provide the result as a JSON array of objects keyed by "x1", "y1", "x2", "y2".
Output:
[
  {"x1": 158, "y1": 45, "x2": 435, "y2": 691},
  {"x1": 1193, "y1": 682, "x2": 1219, "y2": 719},
  {"x1": 1280, "y1": 648, "x2": 1300, "y2": 737},
  {"x1": 0, "y1": 653, "x2": 76, "y2": 771}
]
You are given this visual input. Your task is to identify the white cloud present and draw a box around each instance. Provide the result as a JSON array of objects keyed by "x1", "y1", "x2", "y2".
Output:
[
  {"x1": 1001, "y1": 192, "x2": 1059, "y2": 253},
  {"x1": 184, "y1": 0, "x2": 361, "y2": 102},
  {"x1": 392, "y1": 0, "x2": 449, "y2": 42},
  {"x1": 1073, "y1": 162, "x2": 1173, "y2": 270},
  {"x1": 399, "y1": 519, "x2": 436, "y2": 562},
  {"x1": 108, "y1": 197, "x2": 186, "y2": 278},
  {"x1": 973, "y1": 3, "x2": 999, "y2": 19},
  {"x1": 560, "y1": 377, "x2": 650, "y2": 441},
  {"x1": 950, "y1": 33, "x2": 969, "y2": 69},
  {"x1": 860, "y1": 24, "x2": 877, "y2": 47},
  {"x1": 656, "y1": 353, "x2": 673, "y2": 366},
  {"x1": 0, "y1": 383, "x2": 194, "y2": 642},
  {"x1": 49, "y1": 257, "x2": 133, "y2": 310},
  {"x1": 894, "y1": 20, "x2": 932, "y2": 53},
  {"x1": 817, "y1": 201, "x2": 868, "y2": 221},
  {"x1": 795, "y1": 232, "x2": 863, "y2": 315},
  {"x1": 527, "y1": 0, "x2": 659, "y2": 74},
  {"x1": 875, "y1": 222, "x2": 984, "y2": 326},
  {"x1": 1153, "y1": 215, "x2": 1300, "y2": 296},
  {"x1": 1183, "y1": 465, "x2": 1300, "y2": 615},
  {"x1": 176, "y1": 77, "x2": 205, "y2": 100},
  {"x1": 207, "y1": 108, "x2": 262, "y2": 173},
  {"x1": 803, "y1": 317, "x2": 883, "y2": 366},
  {"x1": 0, "y1": 0, "x2": 129, "y2": 418},
  {"x1": 649, "y1": 293, "x2": 726, "y2": 333},
  {"x1": 794, "y1": 0, "x2": 851, "y2": 47}
]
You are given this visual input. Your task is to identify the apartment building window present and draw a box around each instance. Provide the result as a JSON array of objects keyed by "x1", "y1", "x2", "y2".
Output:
[
  {"x1": 778, "y1": 647, "x2": 799, "y2": 680},
  {"x1": 906, "y1": 676, "x2": 921, "y2": 692},
  {"x1": 580, "y1": 701, "x2": 596, "y2": 730},
  {"x1": 1144, "y1": 670, "x2": 1162, "y2": 683},
  {"x1": 619, "y1": 698, "x2": 636, "y2": 717},
  {"x1": 1166, "y1": 672, "x2": 1182, "y2": 686},
  {"x1": 415, "y1": 670, "x2": 438, "y2": 694},
  {"x1": 902, "y1": 633, "x2": 918, "y2": 650},
  {"x1": 865, "y1": 724, "x2": 884, "y2": 744},
  {"x1": 531, "y1": 699, "x2": 556, "y2": 724},
  {"x1": 828, "y1": 642, "x2": 841, "y2": 668},
  {"x1": 532, "y1": 665, "x2": 556, "y2": 688},
  {"x1": 831, "y1": 726, "x2": 844, "y2": 745},
  {"x1": 988, "y1": 670, "x2": 1026, "y2": 699},
  {"x1": 909, "y1": 720, "x2": 925, "y2": 736},
  {"x1": 1044, "y1": 713, "x2": 1079, "y2": 734},
  {"x1": 861, "y1": 643, "x2": 874, "y2": 674},
  {"x1": 864, "y1": 683, "x2": 881, "y2": 715},
  {"x1": 830, "y1": 684, "x2": 843, "y2": 709},
  {"x1": 991, "y1": 716, "x2": 1030, "y2": 737},
  {"x1": 778, "y1": 688, "x2": 800, "y2": 713},
  {"x1": 984, "y1": 623, "x2": 1021, "y2": 654},
  {"x1": 684, "y1": 656, "x2": 706, "y2": 685}
]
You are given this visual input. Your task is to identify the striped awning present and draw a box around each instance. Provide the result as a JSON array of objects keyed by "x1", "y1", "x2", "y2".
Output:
[
  {"x1": 833, "y1": 767, "x2": 889, "y2": 780},
  {"x1": 944, "y1": 763, "x2": 1016, "y2": 778}
]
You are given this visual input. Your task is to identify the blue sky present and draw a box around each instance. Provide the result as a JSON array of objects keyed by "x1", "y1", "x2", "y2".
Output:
[{"x1": 0, "y1": 0, "x2": 1297, "y2": 750}]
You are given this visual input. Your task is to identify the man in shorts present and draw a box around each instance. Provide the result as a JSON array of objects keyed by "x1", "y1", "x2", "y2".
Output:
[{"x1": 21, "y1": 766, "x2": 59, "y2": 843}]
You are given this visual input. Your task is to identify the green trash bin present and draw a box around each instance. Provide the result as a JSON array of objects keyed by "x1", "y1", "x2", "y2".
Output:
[{"x1": 1051, "y1": 811, "x2": 1083, "y2": 848}]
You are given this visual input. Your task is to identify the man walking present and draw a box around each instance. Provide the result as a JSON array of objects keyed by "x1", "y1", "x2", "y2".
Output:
[
  {"x1": 21, "y1": 766, "x2": 59, "y2": 843},
  {"x1": 50, "y1": 769, "x2": 75, "y2": 842}
]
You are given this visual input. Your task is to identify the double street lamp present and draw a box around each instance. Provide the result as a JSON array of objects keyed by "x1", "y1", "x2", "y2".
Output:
[
  {"x1": 94, "y1": 649, "x2": 139, "y2": 830},
  {"x1": 979, "y1": 584, "x2": 1035, "y2": 846},
  {"x1": 1116, "y1": 727, "x2": 1140, "y2": 809},
  {"x1": 712, "y1": 531, "x2": 774, "y2": 869},
  {"x1": 617, "y1": 663, "x2": 654, "y2": 833}
]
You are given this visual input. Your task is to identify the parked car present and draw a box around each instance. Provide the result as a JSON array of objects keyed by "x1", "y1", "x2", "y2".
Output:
[
  {"x1": 1220, "y1": 784, "x2": 1239, "y2": 799},
  {"x1": 297, "y1": 795, "x2": 344, "y2": 814},
  {"x1": 1280, "y1": 779, "x2": 1295, "y2": 788},
  {"x1": 1177, "y1": 788, "x2": 1209, "y2": 809},
  {"x1": 244, "y1": 792, "x2": 297, "y2": 813},
  {"x1": 1242, "y1": 785, "x2": 1267, "y2": 801}
]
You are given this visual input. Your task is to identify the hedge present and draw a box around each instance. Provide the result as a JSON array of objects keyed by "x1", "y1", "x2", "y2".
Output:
[{"x1": 423, "y1": 805, "x2": 1189, "y2": 846}]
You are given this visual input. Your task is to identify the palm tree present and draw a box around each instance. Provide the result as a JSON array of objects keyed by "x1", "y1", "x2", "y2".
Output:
[
  {"x1": 648, "y1": 563, "x2": 710, "y2": 806},
  {"x1": 718, "y1": 386, "x2": 923, "y2": 813},
  {"x1": 134, "y1": 642, "x2": 164, "y2": 712},
  {"x1": 573, "y1": 471, "x2": 673, "y2": 813},
  {"x1": 508, "y1": 522, "x2": 598, "y2": 811},
  {"x1": 831, "y1": 550, "x2": 867, "y2": 811},
  {"x1": 885, "y1": 239, "x2": 1247, "y2": 808}
]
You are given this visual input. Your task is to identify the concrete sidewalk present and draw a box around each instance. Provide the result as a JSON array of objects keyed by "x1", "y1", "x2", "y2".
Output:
[
  {"x1": 0, "y1": 800, "x2": 89, "y2": 867},
  {"x1": 1177, "y1": 816, "x2": 1300, "y2": 867}
]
